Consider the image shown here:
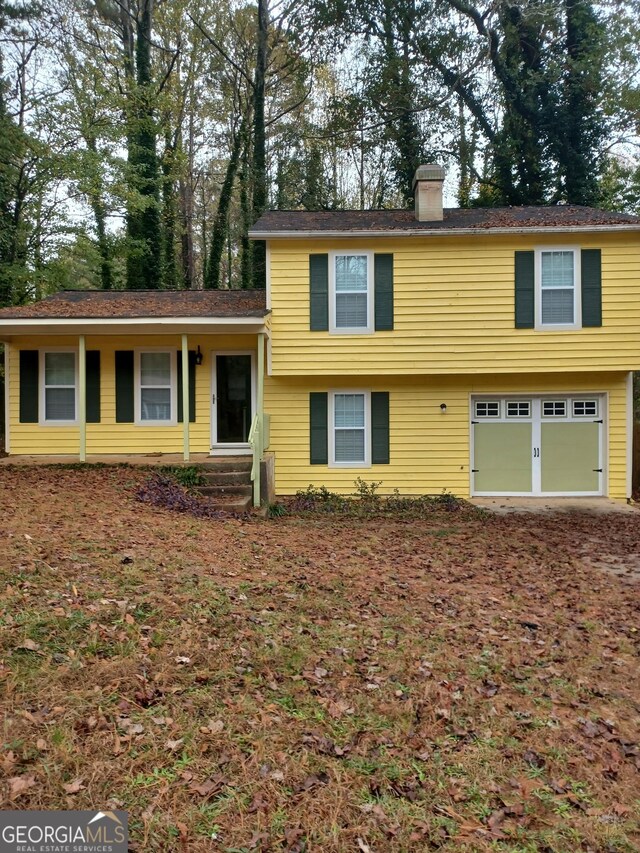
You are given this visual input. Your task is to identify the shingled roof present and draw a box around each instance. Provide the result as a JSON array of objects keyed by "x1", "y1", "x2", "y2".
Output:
[
  {"x1": 0, "y1": 289, "x2": 268, "y2": 320},
  {"x1": 250, "y1": 205, "x2": 640, "y2": 235}
]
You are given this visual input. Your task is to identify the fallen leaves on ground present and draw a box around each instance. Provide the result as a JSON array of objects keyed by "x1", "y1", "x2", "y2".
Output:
[{"x1": 0, "y1": 466, "x2": 638, "y2": 852}]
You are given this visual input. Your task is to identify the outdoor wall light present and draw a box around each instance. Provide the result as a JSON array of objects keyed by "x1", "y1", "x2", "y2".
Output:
[
  {"x1": 440, "y1": 403, "x2": 447, "y2": 412},
  {"x1": 195, "y1": 345, "x2": 204, "y2": 366}
]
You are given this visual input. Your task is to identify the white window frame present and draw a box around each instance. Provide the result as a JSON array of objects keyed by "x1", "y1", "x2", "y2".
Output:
[
  {"x1": 535, "y1": 246, "x2": 581, "y2": 331},
  {"x1": 328, "y1": 389, "x2": 371, "y2": 468},
  {"x1": 134, "y1": 348, "x2": 177, "y2": 427},
  {"x1": 39, "y1": 349, "x2": 79, "y2": 426},
  {"x1": 328, "y1": 250, "x2": 374, "y2": 335},
  {"x1": 542, "y1": 399, "x2": 567, "y2": 418},
  {"x1": 474, "y1": 400, "x2": 501, "y2": 419},
  {"x1": 506, "y1": 400, "x2": 531, "y2": 418},
  {"x1": 572, "y1": 398, "x2": 598, "y2": 418}
]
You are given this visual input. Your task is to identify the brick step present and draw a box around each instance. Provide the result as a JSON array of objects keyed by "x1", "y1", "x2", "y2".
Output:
[
  {"x1": 197, "y1": 483, "x2": 252, "y2": 497},
  {"x1": 204, "y1": 494, "x2": 252, "y2": 513},
  {"x1": 201, "y1": 470, "x2": 251, "y2": 486}
]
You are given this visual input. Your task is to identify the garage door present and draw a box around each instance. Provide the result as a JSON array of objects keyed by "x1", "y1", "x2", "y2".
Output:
[{"x1": 471, "y1": 396, "x2": 603, "y2": 496}]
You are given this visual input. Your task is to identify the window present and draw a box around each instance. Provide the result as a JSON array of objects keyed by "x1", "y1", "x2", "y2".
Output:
[
  {"x1": 506, "y1": 401, "x2": 531, "y2": 418},
  {"x1": 136, "y1": 351, "x2": 176, "y2": 424},
  {"x1": 536, "y1": 248, "x2": 580, "y2": 328},
  {"x1": 42, "y1": 351, "x2": 77, "y2": 423},
  {"x1": 330, "y1": 392, "x2": 369, "y2": 466},
  {"x1": 330, "y1": 253, "x2": 373, "y2": 333},
  {"x1": 475, "y1": 401, "x2": 500, "y2": 419},
  {"x1": 573, "y1": 399, "x2": 598, "y2": 418},
  {"x1": 543, "y1": 400, "x2": 567, "y2": 417}
]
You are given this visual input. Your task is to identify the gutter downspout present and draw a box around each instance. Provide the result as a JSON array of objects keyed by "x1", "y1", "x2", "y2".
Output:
[
  {"x1": 181, "y1": 334, "x2": 190, "y2": 462},
  {"x1": 78, "y1": 335, "x2": 86, "y2": 462}
]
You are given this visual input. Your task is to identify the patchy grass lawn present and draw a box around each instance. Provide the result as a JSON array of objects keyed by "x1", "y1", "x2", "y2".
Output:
[{"x1": 1, "y1": 467, "x2": 639, "y2": 853}]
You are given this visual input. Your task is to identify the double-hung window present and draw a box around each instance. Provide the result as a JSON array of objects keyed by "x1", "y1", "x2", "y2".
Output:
[
  {"x1": 330, "y1": 252, "x2": 373, "y2": 333},
  {"x1": 536, "y1": 248, "x2": 580, "y2": 329},
  {"x1": 41, "y1": 351, "x2": 77, "y2": 424},
  {"x1": 330, "y1": 391, "x2": 370, "y2": 466},
  {"x1": 136, "y1": 351, "x2": 176, "y2": 425}
]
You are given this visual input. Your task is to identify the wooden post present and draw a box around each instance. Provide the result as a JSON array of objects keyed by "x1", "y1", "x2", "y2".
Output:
[
  {"x1": 78, "y1": 334, "x2": 86, "y2": 462},
  {"x1": 181, "y1": 334, "x2": 189, "y2": 462}
]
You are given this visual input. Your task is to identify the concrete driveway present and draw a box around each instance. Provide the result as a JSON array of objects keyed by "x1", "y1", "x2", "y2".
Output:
[{"x1": 470, "y1": 497, "x2": 639, "y2": 514}]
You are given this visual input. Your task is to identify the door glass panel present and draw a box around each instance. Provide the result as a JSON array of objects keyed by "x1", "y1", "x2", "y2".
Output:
[
  {"x1": 216, "y1": 355, "x2": 252, "y2": 443},
  {"x1": 573, "y1": 400, "x2": 598, "y2": 417},
  {"x1": 506, "y1": 400, "x2": 530, "y2": 418},
  {"x1": 543, "y1": 400, "x2": 566, "y2": 417}
]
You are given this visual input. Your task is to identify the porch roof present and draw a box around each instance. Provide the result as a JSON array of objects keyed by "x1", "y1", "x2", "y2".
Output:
[{"x1": 0, "y1": 289, "x2": 270, "y2": 338}]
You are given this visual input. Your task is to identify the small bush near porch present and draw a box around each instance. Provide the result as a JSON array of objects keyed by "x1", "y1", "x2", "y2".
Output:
[{"x1": 0, "y1": 467, "x2": 638, "y2": 852}]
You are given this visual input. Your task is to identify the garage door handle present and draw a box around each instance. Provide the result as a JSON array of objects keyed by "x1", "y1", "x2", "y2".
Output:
[
  {"x1": 594, "y1": 419, "x2": 603, "y2": 423},
  {"x1": 593, "y1": 468, "x2": 603, "y2": 472},
  {"x1": 533, "y1": 447, "x2": 540, "y2": 458},
  {"x1": 471, "y1": 469, "x2": 479, "y2": 473}
]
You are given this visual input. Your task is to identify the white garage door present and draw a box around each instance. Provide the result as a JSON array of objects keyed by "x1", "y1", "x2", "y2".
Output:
[{"x1": 471, "y1": 396, "x2": 604, "y2": 496}]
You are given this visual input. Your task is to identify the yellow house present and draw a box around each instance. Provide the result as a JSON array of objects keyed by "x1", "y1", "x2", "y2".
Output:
[{"x1": 2, "y1": 164, "x2": 640, "y2": 504}]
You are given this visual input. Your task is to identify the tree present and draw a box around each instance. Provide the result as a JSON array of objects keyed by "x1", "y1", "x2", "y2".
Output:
[{"x1": 125, "y1": 0, "x2": 163, "y2": 289}]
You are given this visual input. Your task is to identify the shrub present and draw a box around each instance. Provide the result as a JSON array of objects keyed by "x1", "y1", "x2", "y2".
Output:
[
  {"x1": 159, "y1": 466, "x2": 205, "y2": 488},
  {"x1": 284, "y1": 482, "x2": 467, "y2": 517}
]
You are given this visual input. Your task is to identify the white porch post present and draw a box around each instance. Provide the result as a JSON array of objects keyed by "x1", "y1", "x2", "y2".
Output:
[
  {"x1": 78, "y1": 334, "x2": 86, "y2": 462},
  {"x1": 181, "y1": 334, "x2": 190, "y2": 462},
  {"x1": 254, "y1": 332, "x2": 265, "y2": 507}
]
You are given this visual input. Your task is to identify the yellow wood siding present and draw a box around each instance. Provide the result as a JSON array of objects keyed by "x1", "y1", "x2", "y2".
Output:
[
  {"x1": 7, "y1": 334, "x2": 258, "y2": 456},
  {"x1": 268, "y1": 233, "x2": 640, "y2": 375},
  {"x1": 264, "y1": 372, "x2": 629, "y2": 499}
]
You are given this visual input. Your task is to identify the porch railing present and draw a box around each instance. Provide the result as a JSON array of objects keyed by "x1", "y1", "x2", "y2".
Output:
[{"x1": 248, "y1": 414, "x2": 261, "y2": 507}]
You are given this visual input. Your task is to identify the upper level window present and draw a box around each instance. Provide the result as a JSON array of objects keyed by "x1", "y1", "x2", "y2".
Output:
[
  {"x1": 41, "y1": 351, "x2": 77, "y2": 424},
  {"x1": 330, "y1": 252, "x2": 373, "y2": 333},
  {"x1": 135, "y1": 351, "x2": 176, "y2": 425},
  {"x1": 536, "y1": 248, "x2": 580, "y2": 329}
]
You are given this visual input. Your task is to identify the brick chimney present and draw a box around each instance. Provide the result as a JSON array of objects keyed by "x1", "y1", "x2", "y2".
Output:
[{"x1": 413, "y1": 164, "x2": 445, "y2": 222}]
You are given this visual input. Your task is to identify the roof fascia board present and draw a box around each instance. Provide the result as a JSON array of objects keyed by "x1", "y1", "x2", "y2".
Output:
[
  {"x1": 0, "y1": 315, "x2": 268, "y2": 327},
  {"x1": 0, "y1": 317, "x2": 269, "y2": 338},
  {"x1": 248, "y1": 224, "x2": 640, "y2": 239}
]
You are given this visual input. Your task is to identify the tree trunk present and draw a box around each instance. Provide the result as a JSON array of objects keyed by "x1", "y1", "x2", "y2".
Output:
[
  {"x1": 162, "y1": 129, "x2": 178, "y2": 289},
  {"x1": 239, "y1": 132, "x2": 253, "y2": 290},
  {"x1": 126, "y1": 0, "x2": 163, "y2": 290},
  {"x1": 206, "y1": 119, "x2": 244, "y2": 289},
  {"x1": 251, "y1": 0, "x2": 268, "y2": 288}
]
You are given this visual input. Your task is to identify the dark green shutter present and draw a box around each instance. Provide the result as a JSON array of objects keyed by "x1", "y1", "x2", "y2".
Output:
[
  {"x1": 581, "y1": 249, "x2": 602, "y2": 327},
  {"x1": 514, "y1": 251, "x2": 535, "y2": 328},
  {"x1": 19, "y1": 350, "x2": 38, "y2": 423},
  {"x1": 115, "y1": 351, "x2": 134, "y2": 423},
  {"x1": 86, "y1": 351, "x2": 101, "y2": 423},
  {"x1": 374, "y1": 254, "x2": 394, "y2": 331},
  {"x1": 310, "y1": 254, "x2": 329, "y2": 331},
  {"x1": 310, "y1": 392, "x2": 328, "y2": 464},
  {"x1": 371, "y1": 392, "x2": 390, "y2": 464},
  {"x1": 177, "y1": 350, "x2": 197, "y2": 423}
]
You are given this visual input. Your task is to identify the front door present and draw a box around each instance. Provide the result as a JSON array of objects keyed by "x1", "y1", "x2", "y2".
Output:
[{"x1": 211, "y1": 353, "x2": 254, "y2": 451}]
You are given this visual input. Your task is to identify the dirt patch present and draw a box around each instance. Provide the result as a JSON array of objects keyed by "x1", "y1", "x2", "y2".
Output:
[{"x1": 0, "y1": 467, "x2": 638, "y2": 852}]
